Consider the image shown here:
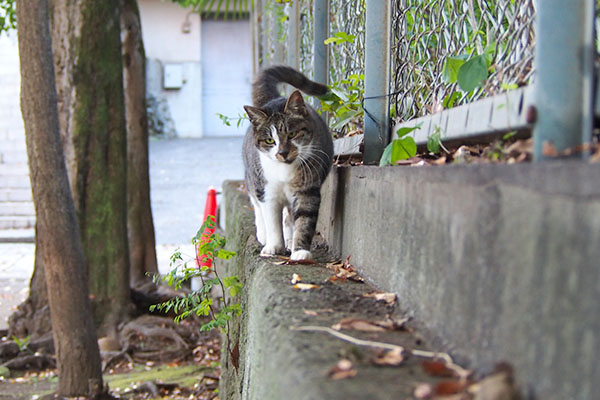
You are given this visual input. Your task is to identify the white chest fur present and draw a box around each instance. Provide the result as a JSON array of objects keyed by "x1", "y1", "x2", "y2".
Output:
[{"x1": 259, "y1": 152, "x2": 296, "y2": 201}]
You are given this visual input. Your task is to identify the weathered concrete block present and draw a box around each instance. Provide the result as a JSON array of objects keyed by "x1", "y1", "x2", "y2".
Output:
[
  {"x1": 317, "y1": 161, "x2": 600, "y2": 399},
  {"x1": 219, "y1": 181, "x2": 460, "y2": 400}
]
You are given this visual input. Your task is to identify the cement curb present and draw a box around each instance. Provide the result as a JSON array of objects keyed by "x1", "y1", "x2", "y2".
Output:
[{"x1": 218, "y1": 181, "x2": 469, "y2": 400}]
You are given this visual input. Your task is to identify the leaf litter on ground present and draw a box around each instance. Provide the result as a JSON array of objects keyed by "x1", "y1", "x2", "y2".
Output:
[
  {"x1": 363, "y1": 291, "x2": 397, "y2": 305},
  {"x1": 325, "y1": 255, "x2": 364, "y2": 283}
]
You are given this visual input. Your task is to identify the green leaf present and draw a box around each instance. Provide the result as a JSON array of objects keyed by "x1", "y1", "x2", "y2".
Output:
[
  {"x1": 229, "y1": 286, "x2": 241, "y2": 297},
  {"x1": 427, "y1": 130, "x2": 442, "y2": 154},
  {"x1": 391, "y1": 137, "x2": 417, "y2": 161},
  {"x1": 396, "y1": 122, "x2": 423, "y2": 138},
  {"x1": 331, "y1": 109, "x2": 362, "y2": 130},
  {"x1": 221, "y1": 276, "x2": 240, "y2": 288},
  {"x1": 443, "y1": 91, "x2": 461, "y2": 109},
  {"x1": 443, "y1": 56, "x2": 467, "y2": 83},
  {"x1": 379, "y1": 143, "x2": 393, "y2": 166},
  {"x1": 216, "y1": 249, "x2": 236, "y2": 260},
  {"x1": 457, "y1": 55, "x2": 488, "y2": 92}
]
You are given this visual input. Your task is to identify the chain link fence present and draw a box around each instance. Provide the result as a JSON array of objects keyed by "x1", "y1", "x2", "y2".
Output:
[
  {"x1": 257, "y1": 0, "x2": 538, "y2": 134},
  {"x1": 326, "y1": 0, "x2": 365, "y2": 84},
  {"x1": 299, "y1": 0, "x2": 314, "y2": 77},
  {"x1": 391, "y1": 0, "x2": 536, "y2": 123},
  {"x1": 259, "y1": 0, "x2": 366, "y2": 86}
]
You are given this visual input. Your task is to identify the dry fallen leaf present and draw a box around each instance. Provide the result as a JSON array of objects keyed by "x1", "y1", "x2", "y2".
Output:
[
  {"x1": 469, "y1": 364, "x2": 520, "y2": 400},
  {"x1": 303, "y1": 309, "x2": 319, "y2": 316},
  {"x1": 331, "y1": 317, "x2": 408, "y2": 332},
  {"x1": 372, "y1": 348, "x2": 404, "y2": 366},
  {"x1": 434, "y1": 380, "x2": 469, "y2": 396},
  {"x1": 273, "y1": 255, "x2": 317, "y2": 265},
  {"x1": 363, "y1": 291, "x2": 397, "y2": 305},
  {"x1": 325, "y1": 255, "x2": 364, "y2": 283},
  {"x1": 421, "y1": 360, "x2": 458, "y2": 378},
  {"x1": 290, "y1": 273, "x2": 302, "y2": 285},
  {"x1": 293, "y1": 283, "x2": 320, "y2": 291},
  {"x1": 332, "y1": 318, "x2": 386, "y2": 332},
  {"x1": 430, "y1": 156, "x2": 448, "y2": 165},
  {"x1": 542, "y1": 141, "x2": 558, "y2": 157},
  {"x1": 413, "y1": 383, "x2": 434, "y2": 399},
  {"x1": 326, "y1": 359, "x2": 357, "y2": 380}
]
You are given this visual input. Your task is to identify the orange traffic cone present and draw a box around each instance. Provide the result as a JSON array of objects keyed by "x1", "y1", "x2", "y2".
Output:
[{"x1": 197, "y1": 187, "x2": 218, "y2": 269}]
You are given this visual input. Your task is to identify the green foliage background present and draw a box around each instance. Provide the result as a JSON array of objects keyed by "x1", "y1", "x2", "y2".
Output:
[{"x1": 0, "y1": 0, "x2": 16, "y2": 36}]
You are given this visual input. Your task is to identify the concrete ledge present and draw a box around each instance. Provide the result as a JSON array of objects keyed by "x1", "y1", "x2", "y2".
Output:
[
  {"x1": 317, "y1": 161, "x2": 600, "y2": 400},
  {"x1": 219, "y1": 181, "x2": 462, "y2": 400}
]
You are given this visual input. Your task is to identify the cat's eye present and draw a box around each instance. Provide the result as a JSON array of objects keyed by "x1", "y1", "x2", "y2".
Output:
[
  {"x1": 289, "y1": 131, "x2": 298, "y2": 139},
  {"x1": 264, "y1": 138, "x2": 275, "y2": 145}
]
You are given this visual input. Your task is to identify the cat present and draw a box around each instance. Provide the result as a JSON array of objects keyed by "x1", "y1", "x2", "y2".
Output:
[{"x1": 242, "y1": 65, "x2": 333, "y2": 261}]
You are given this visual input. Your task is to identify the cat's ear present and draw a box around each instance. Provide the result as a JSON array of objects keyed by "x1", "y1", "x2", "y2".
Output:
[
  {"x1": 284, "y1": 90, "x2": 308, "y2": 116},
  {"x1": 244, "y1": 106, "x2": 268, "y2": 126}
]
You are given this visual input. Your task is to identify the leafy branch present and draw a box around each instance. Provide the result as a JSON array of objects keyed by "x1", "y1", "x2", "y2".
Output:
[
  {"x1": 217, "y1": 112, "x2": 248, "y2": 128},
  {"x1": 0, "y1": 0, "x2": 16, "y2": 36},
  {"x1": 150, "y1": 216, "x2": 241, "y2": 335}
]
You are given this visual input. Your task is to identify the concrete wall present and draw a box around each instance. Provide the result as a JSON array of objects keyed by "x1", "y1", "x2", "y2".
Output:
[{"x1": 317, "y1": 162, "x2": 600, "y2": 400}]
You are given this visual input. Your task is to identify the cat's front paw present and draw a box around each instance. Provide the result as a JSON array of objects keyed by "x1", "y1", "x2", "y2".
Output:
[
  {"x1": 290, "y1": 249, "x2": 312, "y2": 261},
  {"x1": 260, "y1": 243, "x2": 286, "y2": 257}
]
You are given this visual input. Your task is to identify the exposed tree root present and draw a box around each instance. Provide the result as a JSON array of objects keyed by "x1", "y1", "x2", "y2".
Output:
[
  {"x1": 101, "y1": 349, "x2": 135, "y2": 372},
  {"x1": 1, "y1": 353, "x2": 56, "y2": 370}
]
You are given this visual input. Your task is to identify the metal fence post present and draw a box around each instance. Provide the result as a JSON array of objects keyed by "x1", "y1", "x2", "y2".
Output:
[
  {"x1": 533, "y1": 0, "x2": 595, "y2": 160},
  {"x1": 313, "y1": 0, "x2": 329, "y2": 108},
  {"x1": 363, "y1": 0, "x2": 391, "y2": 164},
  {"x1": 252, "y1": 0, "x2": 263, "y2": 73},
  {"x1": 287, "y1": 1, "x2": 300, "y2": 70}
]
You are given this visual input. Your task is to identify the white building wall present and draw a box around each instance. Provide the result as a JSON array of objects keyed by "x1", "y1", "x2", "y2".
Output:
[
  {"x1": 0, "y1": 33, "x2": 24, "y2": 144},
  {"x1": 139, "y1": 0, "x2": 203, "y2": 138},
  {"x1": 201, "y1": 19, "x2": 252, "y2": 137}
]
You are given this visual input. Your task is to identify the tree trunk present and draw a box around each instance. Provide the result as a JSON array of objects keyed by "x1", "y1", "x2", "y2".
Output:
[
  {"x1": 50, "y1": 0, "x2": 132, "y2": 336},
  {"x1": 15, "y1": 0, "x2": 103, "y2": 396},
  {"x1": 121, "y1": 0, "x2": 159, "y2": 290}
]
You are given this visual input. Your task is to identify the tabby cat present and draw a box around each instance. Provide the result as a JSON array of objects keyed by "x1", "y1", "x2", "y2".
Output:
[{"x1": 242, "y1": 65, "x2": 333, "y2": 261}]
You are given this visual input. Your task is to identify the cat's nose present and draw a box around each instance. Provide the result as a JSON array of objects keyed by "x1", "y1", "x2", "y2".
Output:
[{"x1": 277, "y1": 149, "x2": 289, "y2": 159}]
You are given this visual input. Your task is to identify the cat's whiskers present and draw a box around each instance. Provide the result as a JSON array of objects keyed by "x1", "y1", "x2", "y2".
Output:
[
  {"x1": 297, "y1": 153, "x2": 316, "y2": 184},
  {"x1": 303, "y1": 145, "x2": 330, "y2": 180}
]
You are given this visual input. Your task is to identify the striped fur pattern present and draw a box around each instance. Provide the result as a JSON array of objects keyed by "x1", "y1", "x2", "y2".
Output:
[{"x1": 242, "y1": 65, "x2": 333, "y2": 260}]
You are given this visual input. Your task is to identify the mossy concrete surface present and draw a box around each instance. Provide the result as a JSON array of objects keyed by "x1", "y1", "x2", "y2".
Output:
[{"x1": 219, "y1": 181, "x2": 449, "y2": 400}]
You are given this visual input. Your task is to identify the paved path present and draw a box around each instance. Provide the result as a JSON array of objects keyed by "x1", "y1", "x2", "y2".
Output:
[{"x1": 0, "y1": 136, "x2": 245, "y2": 330}]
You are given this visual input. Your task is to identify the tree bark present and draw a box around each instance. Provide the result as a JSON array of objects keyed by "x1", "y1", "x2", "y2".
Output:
[
  {"x1": 121, "y1": 0, "x2": 159, "y2": 289},
  {"x1": 15, "y1": 0, "x2": 103, "y2": 396},
  {"x1": 50, "y1": 0, "x2": 132, "y2": 336}
]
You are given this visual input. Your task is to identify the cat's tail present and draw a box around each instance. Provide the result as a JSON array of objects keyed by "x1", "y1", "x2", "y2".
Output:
[{"x1": 252, "y1": 65, "x2": 329, "y2": 107}]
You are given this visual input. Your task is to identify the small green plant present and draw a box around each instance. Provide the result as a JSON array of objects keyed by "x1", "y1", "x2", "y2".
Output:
[
  {"x1": 379, "y1": 123, "x2": 422, "y2": 166},
  {"x1": 319, "y1": 73, "x2": 364, "y2": 134},
  {"x1": 426, "y1": 126, "x2": 449, "y2": 155},
  {"x1": 216, "y1": 112, "x2": 248, "y2": 128},
  {"x1": 150, "y1": 216, "x2": 241, "y2": 335},
  {"x1": 320, "y1": 31, "x2": 365, "y2": 136},
  {"x1": 12, "y1": 335, "x2": 30, "y2": 352}
]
